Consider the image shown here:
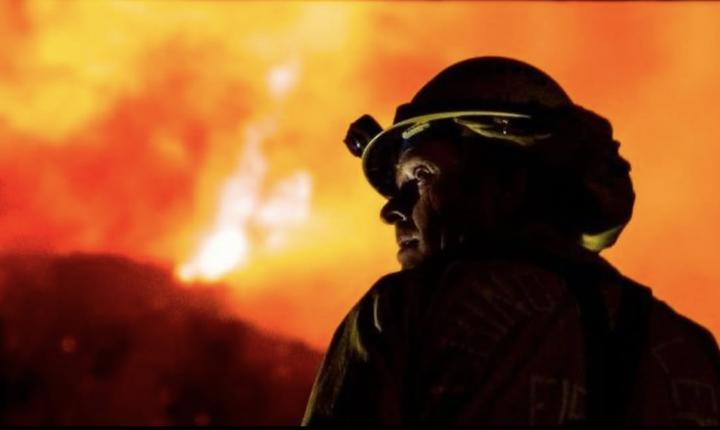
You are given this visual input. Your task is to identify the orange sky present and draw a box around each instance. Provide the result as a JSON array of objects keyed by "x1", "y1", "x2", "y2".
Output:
[{"x1": 1, "y1": 1, "x2": 719, "y2": 349}]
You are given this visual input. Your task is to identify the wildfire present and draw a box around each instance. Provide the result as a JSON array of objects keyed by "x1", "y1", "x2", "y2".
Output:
[
  {"x1": 177, "y1": 62, "x2": 312, "y2": 283},
  {"x1": 1, "y1": 0, "x2": 719, "y2": 348}
]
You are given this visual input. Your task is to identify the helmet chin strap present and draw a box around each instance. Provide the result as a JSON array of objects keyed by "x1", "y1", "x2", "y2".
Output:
[{"x1": 579, "y1": 225, "x2": 625, "y2": 253}]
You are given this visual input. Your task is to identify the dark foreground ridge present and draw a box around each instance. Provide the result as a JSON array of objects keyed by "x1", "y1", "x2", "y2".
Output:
[{"x1": 0, "y1": 253, "x2": 322, "y2": 425}]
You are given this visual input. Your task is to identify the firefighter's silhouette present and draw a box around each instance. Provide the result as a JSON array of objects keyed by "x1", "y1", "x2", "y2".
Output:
[{"x1": 302, "y1": 57, "x2": 720, "y2": 426}]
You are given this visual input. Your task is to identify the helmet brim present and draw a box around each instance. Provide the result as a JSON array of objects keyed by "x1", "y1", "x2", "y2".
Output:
[{"x1": 361, "y1": 110, "x2": 540, "y2": 197}]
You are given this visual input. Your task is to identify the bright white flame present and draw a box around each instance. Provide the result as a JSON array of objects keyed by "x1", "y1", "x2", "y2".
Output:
[
  {"x1": 178, "y1": 60, "x2": 311, "y2": 283},
  {"x1": 178, "y1": 227, "x2": 249, "y2": 282},
  {"x1": 256, "y1": 172, "x2": 312, "y2": 228},
  {"x1": 178, "y1": 120, "x2": 313, "y2": 282},
  {"x1": 257, "y1": 172, "x2": 312, "y2": 251},
  {"x1": 267, "y1": 60, "x2": 300, "y2": 99}
]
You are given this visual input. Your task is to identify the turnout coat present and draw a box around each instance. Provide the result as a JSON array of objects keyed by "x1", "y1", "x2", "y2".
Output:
[{"x1": 302, "y1": 232, "x2": 720, "y2": 426}]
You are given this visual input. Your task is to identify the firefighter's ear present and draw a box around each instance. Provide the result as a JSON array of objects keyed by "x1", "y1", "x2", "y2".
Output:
[
  {"x1": 344, "y1": 115, "x2": 383, "y2": 157},
  {"x1": 529, "y1": 107, "x2": 635, "y2": 251}
]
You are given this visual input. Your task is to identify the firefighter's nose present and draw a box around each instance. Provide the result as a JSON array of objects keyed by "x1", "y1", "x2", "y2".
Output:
[{"x1": 381, "y1": 196, "x2": 409, "y2": 225}]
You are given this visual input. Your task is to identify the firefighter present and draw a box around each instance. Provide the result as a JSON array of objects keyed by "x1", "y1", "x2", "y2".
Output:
[{"x1": 302, "y1": 57, "x2": 720, "y2": 426}]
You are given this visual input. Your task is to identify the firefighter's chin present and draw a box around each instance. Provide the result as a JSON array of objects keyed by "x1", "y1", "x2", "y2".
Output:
[{"x1": 397, "y1": 240, "x2": 424, "y2": 270}]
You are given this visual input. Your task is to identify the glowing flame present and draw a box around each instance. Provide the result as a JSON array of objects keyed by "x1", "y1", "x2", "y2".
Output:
[
  {"x1": 178, "y1": 62, "x2": 312, "y2": 283},
  {"x1": 177, "y1": 123, "x2": 313, "y2": 283},
  {"x1": 178, "y1": 227, "x2": 250, "y2": 282},
  {"x1": 267, "y1": 60, "x2": 300, "y2": 100}
]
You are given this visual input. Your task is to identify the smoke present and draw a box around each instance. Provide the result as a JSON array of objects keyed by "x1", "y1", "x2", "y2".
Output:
[{"x1": 0, "y1": 1, "x2": 718, "y2": 349}]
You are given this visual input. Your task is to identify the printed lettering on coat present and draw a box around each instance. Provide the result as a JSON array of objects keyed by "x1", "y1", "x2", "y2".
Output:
[
  {"x1": 671, "y1": 378, "x2": 718, "y2": 426},
  {"x1": 529, "y1": 375, "x2": 586, "y2": 425}
]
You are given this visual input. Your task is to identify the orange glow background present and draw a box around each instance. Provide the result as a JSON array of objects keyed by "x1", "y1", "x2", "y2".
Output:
[{"x1": 1, "y1": 0, "x2": 719, "y2": 350}]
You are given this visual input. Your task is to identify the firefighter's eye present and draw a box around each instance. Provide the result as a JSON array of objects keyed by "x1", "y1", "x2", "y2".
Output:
[{"x1": 413, "y1": 165, "x2": 434, "y2": 183}]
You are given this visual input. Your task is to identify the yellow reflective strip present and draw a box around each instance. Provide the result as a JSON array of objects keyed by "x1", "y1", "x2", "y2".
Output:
[{"x1": 364, "y1": 110, "x2": 533, "y2": 154}]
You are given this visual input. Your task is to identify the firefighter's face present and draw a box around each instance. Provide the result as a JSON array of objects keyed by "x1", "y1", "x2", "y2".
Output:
[{"x1": 380, "y1": 138, "x2": 463, "y2": 269}]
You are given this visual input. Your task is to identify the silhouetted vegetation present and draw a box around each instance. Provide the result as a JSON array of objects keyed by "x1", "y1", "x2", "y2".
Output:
[{"x1": 0, "y1": 253, "x2": 322, "y2": 425}]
